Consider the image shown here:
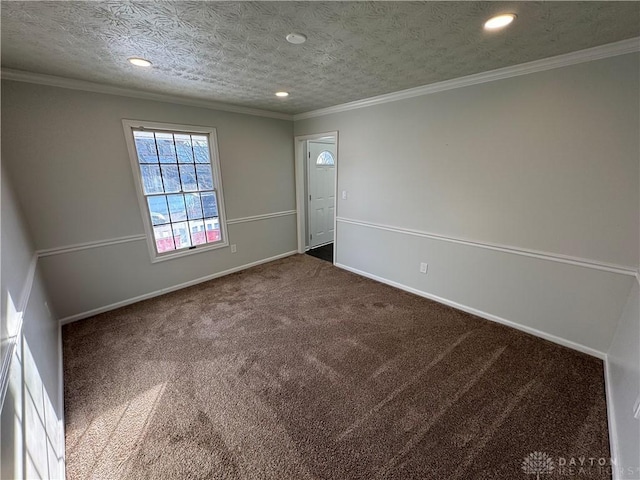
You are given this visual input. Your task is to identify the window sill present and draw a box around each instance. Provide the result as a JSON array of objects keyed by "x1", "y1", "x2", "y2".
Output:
[{"x1": 149, "y1": 239, "x2": 230, "y2": 263}]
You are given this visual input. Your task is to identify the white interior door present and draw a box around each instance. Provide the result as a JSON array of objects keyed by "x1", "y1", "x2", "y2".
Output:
[{"x1": 308, "y1": 141, "x2": 336, "y2": 248}]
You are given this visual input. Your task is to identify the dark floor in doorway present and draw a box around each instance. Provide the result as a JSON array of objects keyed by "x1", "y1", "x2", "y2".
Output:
[{"x1": 306, "y1": 243, "x2": 333, "y2": 263}]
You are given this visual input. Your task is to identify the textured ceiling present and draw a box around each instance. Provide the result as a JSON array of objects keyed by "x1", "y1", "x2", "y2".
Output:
[{"x1": 2, "y1": 1, "x2": 639, "y2": 115}]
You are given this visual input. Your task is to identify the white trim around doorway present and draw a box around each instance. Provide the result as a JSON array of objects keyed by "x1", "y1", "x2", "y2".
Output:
[{"x1": 294, "y1": 131, "x2": 339, "y2": 264}]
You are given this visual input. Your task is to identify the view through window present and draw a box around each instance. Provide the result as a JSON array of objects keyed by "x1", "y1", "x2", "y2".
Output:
[
  {"x1": 316, "y1": 150, "x2": 335, "y2": 166},
  {"x1": 127, "y1": 124, "x2": 227, "y2": 258}
]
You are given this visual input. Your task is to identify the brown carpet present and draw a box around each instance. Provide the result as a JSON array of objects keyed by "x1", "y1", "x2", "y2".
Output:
[{"x1": 62, "y1": 254, "x2": 611, "y2": 479}]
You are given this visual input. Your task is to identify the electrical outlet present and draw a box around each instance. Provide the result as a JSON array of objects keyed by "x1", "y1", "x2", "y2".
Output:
[
  {"x1": 342, "y1": 190, "x2": 348, "y2": 200},
  {"x1": 419, "y1": 262, "x2": 428, "y2": 274},
  {"x1": 231, "y1": 244, "x2": 237, "y2": 253}
]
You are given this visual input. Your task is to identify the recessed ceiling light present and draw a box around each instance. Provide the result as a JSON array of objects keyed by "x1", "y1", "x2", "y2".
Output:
[
  {"x1": 484, "y1": 13, "x2": 516, "y2": 30},
  {"x1": 128, "y1": 57, "x2": 152, "y2": 67},
  {"x1": 286, "y1": 33, "x2": 307, "y2": 45},
  {"x1": 275, "y1": 91, "x2": 289, "y2": 97}
]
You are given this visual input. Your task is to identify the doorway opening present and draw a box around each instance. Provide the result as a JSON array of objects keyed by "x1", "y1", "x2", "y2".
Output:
[
  {"x1": 294, "y1": 131, "x2": 338, "y2": 264},
  {"x1": 306, "y1": 243, "x2": 333, "y2": 263}
]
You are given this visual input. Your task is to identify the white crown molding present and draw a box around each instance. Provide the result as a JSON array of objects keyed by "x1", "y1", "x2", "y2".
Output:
[
  {"x1": 337, "y1": 217, "x2": 638, "y2": 277},
  {"x1": 3, "y1": 38, "x2": 637, "y2": 123},
  {"x1": 294, "y1": 37, "x2": 640, "y2": 120},
  {"x1": 0, "y1": 68, "x2": 293, "y2": 121}
]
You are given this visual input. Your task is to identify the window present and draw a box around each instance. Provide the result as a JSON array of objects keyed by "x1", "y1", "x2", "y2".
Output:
[
  {"x1": 316, "y1": 150, "x2": 335, "y2": 166},
  {"x1": 123, "y1": 120, "x2": 228, "y2": 262}
]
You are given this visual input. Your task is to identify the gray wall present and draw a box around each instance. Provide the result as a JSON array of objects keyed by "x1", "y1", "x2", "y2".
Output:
[
  {"x1": 1, "y1": 166, "x2": 64, "y2": 479},
  {"x1": 295, "y1": 53, "x2": 639, "y2": 355},
  {"x1": 1, "y1": 81, "x2": 297, "y2": 320}
]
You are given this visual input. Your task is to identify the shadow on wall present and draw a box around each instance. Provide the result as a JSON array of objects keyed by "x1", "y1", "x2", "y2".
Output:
[{"x1": 1, "y1": 286, "x2": 64, "y2": 479}]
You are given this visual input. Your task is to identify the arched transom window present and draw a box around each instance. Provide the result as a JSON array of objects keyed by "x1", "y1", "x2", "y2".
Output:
[{"x1": 316, "y1": 151, "x2": 335, "y2": 166}]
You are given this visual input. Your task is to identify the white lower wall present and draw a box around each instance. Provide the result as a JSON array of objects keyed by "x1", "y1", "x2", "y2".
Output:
[
  {"x1": 336, "y1": 220, "x2": 634, "y2": 356},
  {"x1": 607, "y1": 281, "x2": 640, "y2": 480},
  {"x1": 2, "y1": 167, "x2": 64, "y2": 479},
  {"x1": 40, "y1": 214, "x2": 298, "y2": 321},
  {"x1": 1, "y1": 270, "x2": 65, "y2": 480}
]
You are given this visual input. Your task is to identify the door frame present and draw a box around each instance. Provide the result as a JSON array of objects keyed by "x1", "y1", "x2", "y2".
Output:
[{"x1": 294, "y1": 131, "x2": 339, "y2": 263}]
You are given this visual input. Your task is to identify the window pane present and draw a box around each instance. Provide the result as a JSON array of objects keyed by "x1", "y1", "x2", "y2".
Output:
[
  {"x1": 185, "y1": 193, "x2": 203, "y2": 220},
  {"x1": 204, "y1": 217, "x2": 221, "y2": 243},
  {"x1": 175, "y1": 134, "x2": 194, "y2": 163},
  {"x1": 189, "y1": 220, "x2": 207, "y2": 245},
  {"x1": 147, "y1": 196, "x2": 170, "y2": 225},
  {"x1": 128, "y1": 123, "x2": 226, "y2": 259},
  {"x1": 153, "y1": 224, "x2": 175, "y2": 253},
  {"x1": 201, "y1": 192, "x2": 218, "y2": 218},
  {"x1": 139, "y1": 165, "x2": 163, "y2": 194},
  {"x1": 179, "y1": 164, "x2": 198, "y2": 192},
  {"x1": 171, "y1": 221, "x2": 191, "y2": 249},
  {"x1": 167, "y1": 194, "x2": 187, "y2": 222},
  {"x1": 156, "y1": 133, "x2": 177, "y2": 163},
  {"x1": 160, "y1": 165, "x2": 181, "y2": 193},
  {"x1": 134, "y1": 131, "x2": 158, "y2": 163},
  {"x1": 192, "y1": 135, "x2": 210, "y2": 163},
  {"x1": 196, "y1": 164, "x2": 214, "y2": 190},
  {"x1": 316, "y1": 151, "x2": 335, "y2": 166}
]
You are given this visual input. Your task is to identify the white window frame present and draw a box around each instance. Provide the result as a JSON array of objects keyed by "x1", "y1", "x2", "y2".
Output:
[{"x1": 122, "y1": 119, "x2": 229, "y2": 263}]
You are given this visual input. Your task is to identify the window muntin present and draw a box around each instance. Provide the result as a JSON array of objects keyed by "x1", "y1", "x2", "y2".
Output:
[
  {"x1": 124, "y1": 121, "x2": 228, "y2": 261},
  {"x1": 316, "y1": 150, "x2": 335, "y2": 166}
]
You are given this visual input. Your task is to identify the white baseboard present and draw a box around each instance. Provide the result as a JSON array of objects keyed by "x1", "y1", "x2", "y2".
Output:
[
  {"x1": 604, "y1": 357, "x2": 622, "y2": 480},
  {"x1": 335, "y1": 262, "x2": 621, "y2": 471},
  {"x1": 59, "y1": 251, "x2": 298, "y2": 325},
  {"x1": 335, "y1": 262, "x2": 606, "y2": 359}
]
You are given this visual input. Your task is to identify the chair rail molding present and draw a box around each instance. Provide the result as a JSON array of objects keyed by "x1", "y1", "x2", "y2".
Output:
[
  {"x1": 36, "y1": 210, "x2": 298, "y2": 257},
  {"x1": 336, "y1": 217, "x2": 637, "y2": 277}
]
